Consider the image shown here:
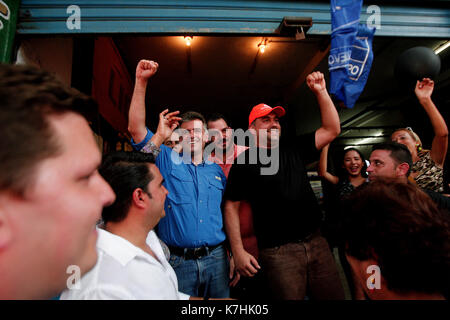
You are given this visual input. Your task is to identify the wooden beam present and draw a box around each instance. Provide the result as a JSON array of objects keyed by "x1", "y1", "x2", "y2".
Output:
[{"x1": 283, "y1": 41, "x2": 330, "y2": 102}]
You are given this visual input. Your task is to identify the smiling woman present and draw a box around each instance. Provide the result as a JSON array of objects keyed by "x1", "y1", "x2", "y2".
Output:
[
  {"x1": 319, "y1": 143, "x2": 369, "y2": 299},
  {"x1": 391, "y1": 78, "x2": 448, "y2": 193},
  {"x1": 319, "y1": 144, "x2": 368, "y2": 200}
]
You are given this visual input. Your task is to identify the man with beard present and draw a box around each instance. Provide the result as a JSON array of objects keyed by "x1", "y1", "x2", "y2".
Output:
[
  {"x1": 206, "y1": 113, "x2": 264, "y2": 298},
  {"x1": 206, "y1": 113, "x2": 248, "y2": 178},
  {"x1": 224, "y1": 72, "x2": 345, "y2": 300}
]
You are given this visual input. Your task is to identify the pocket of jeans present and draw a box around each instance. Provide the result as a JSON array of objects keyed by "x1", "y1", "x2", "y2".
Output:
[
  {"x1": 169, "y1": 254, "x2": 183, "y2": 269},
  {"x1": 210, "y1": 246, "x2": 227, "y2": 261},
  {"x1": 261, "y1": 246, "x2": 280, "y2": 256}
]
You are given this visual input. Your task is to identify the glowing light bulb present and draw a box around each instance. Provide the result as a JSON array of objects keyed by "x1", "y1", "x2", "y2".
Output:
[
  {"x1": 259, "y1": 44, "x2": 266, "y2": 53},
  {"x1": 184, "y1": 36, "x2": 192, "y2": 46}
]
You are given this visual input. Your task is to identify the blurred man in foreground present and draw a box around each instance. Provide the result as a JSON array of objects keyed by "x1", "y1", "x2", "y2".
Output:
[{"x1": 0, "y1": 64, "x2": 115, "y2": 299}]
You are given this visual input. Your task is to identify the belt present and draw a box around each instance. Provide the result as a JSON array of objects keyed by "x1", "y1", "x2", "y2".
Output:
[
  {"x1": 168, "y1": 243, "x2": 223, "y2": 260},
  {"x1": 262, "y1": 230, "x2": 321, "y2": 249}
]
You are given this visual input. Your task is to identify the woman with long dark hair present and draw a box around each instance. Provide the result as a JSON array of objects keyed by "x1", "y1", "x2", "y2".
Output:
[
  {"x1": 319, "y1": 144, "x2": 368, "y2": 199},
  {"x1": 318, "y1": 144, "x2": 369, "y2": 300}
]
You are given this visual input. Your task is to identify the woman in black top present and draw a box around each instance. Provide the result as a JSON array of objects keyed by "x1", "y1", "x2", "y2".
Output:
[
  {"x1": 318, "y1": 144, "x2": 368, "y2": 299},
  {"x1": 319, "y1": 144, "x2": 368, "y2": 197}
]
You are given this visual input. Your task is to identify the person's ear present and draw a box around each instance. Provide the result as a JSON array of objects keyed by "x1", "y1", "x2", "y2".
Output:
[
  {"x1": 248, "y1": 121, "x2": 257, "y2": 136},
  {"x1": 132, "y1": 188, "x2": 147, "y2": 209},
  {"x1": 396, "y1": 162, "x2": 410, "y2": 177},
  {"x1": 0, "y1": 209, "x2": 12, "y2": 250}
]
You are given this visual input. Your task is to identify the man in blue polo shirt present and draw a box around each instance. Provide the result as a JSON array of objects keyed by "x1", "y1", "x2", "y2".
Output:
[{"x1": 127, "y1": 59, "x2": 232, "y2": 298}]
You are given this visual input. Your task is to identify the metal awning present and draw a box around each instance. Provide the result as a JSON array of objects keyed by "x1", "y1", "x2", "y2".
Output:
[{"x1": 17, "y1": 0, "x2": 450, "y2": 38}]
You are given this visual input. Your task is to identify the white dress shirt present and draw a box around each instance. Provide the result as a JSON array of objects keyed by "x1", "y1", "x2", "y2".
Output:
[{"x1": 60, "y1": 228, "x2": 190, "y2": 300}]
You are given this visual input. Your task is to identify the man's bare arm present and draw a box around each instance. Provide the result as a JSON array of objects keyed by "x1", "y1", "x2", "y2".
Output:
[
  {"x1": 128, "y1": 60, "x2": 181, "y2": 149},
  {"x1": 128, "y1": 60, "x2": 159, "y2": 144},
  {"x1": 224, "y1": 200, "x2": 260, "y2": 277},
  {"x1": 306, "y1": 72, "x2": 341, "y2": 150}
]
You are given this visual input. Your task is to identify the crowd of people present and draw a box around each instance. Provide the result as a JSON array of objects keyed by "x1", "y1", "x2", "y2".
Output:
[{"x1": 0, "y1": 59, "x2": 448, "y2": 300}]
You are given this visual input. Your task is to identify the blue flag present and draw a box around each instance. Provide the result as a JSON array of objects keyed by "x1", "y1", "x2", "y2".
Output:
[{"x1": 329, "y1": 0, "x2": 376, "y2": 109}]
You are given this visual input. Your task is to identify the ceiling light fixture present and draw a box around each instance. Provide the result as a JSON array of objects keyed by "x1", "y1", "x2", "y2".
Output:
[
  {"x1": 258, "y1": 38, "x2": 268, "y2": 54},
  {"x1": 258, "y1": 43, "x2": 266, "y2": 53},
  {"x1": 434, "y1": 40, "x2": 449, "y2": 55},
  {"x1": 184, "y1": 36, "x2": 193, "y2": 47},
  {"x1": 343, "y1": 131, "x2": 385, "y2": 147}
]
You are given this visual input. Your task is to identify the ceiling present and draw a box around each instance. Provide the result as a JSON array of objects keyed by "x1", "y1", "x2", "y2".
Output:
[
  {"x1": 114, "y1": 34, "x2": 450, "y2": 156},
  {"x1": 115, "y1": 35, "x2": 328, "y2": 126}
]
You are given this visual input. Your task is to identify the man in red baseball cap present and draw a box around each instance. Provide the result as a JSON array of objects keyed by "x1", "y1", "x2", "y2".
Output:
[
  {"x1": 247, "y1": 103, "x2": 286, "y2": 149},
  {"x1": 224, "y1": 71, "x2": 344, "y2": 300},
  {"x1": 248, "y1": 103, "x2": 286, "y2": 127}
]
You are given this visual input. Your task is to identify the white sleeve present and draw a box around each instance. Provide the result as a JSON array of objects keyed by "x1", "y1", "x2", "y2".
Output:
[
  {"x1": 62, "y1": 284, "x2": 137, "y2": 300},
  {"x1": 178, "y1": 291, "x2": 190, "y2": 300}
]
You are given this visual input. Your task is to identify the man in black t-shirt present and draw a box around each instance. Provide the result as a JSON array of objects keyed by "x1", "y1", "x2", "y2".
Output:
[{"x1": 224, "y1": 72, "x2": 345, "y2": 300}]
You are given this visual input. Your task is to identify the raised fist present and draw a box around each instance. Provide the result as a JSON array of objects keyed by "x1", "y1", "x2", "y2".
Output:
[
  {"x1": 306, "y1": 71, "x2": 326, "y2": 94},
  {"x1": 136, "y1": 59, "x2": 159, "y2": 81}
]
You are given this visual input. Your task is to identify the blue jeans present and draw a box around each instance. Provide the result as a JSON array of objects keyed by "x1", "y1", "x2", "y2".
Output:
[{"x1": 169, "y1": 245, "x2": 230, "y2": 298}]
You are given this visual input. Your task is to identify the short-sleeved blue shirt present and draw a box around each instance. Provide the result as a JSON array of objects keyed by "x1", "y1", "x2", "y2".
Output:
[{"x1": 131, "y1": 128, "x2": 226, "y2": 248}]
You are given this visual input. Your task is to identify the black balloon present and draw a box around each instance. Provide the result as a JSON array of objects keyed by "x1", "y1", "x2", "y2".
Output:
[{"x1": 395, "y1": 46, "x2": 441, "y2": 88}]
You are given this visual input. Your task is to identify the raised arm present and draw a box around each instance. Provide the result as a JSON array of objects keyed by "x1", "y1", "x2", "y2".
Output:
[
  {"x1": 128, "y1": 60, "x2": 181, "y2": 149},
  {"x1": 415, "y1": 78, "x2": 448, "y2": 167},
  {"x1": 128, "y1": 60, "x2": 159, "y2": 144},
  {"x1": 306, "y1": 72, "x2": 341, "y2": 150},
  {"x1": 224, "y1": 200, "x2": 260, "y2": 278},
  {"x1": 318, "y1": 144, "x2": 339, "y2": 185}
]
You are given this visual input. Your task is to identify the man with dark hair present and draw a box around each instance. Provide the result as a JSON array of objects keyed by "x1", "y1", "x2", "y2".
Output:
[
  {"x1": 61, "y1": 151, "x2": 194, "y2": 299},
  {"x1": 99, "y1": 152, "x2": 158, "y2": 224},
  {"x1": 369, "y1": 142, "x2": 412, "y2": 180},
  {"x1": 206, "y1": 112, "x2": 247, "y2": 177},
  {"x1": 207, "y1": 112, "x2": 229, "y2": 125},
  {"x1": 342, "y1": 180, "x2": 449, "y2": 299},
  {"x1": 127, "y1": 60, "x2": 230, "y2": 298},
  {"x1": 163, "y1": 131, "x2": 182, "y2": 153},
  {"x1": 368, "y1": 141, "x2": 450, "y2": 211},
  {"x1": 0, "y1": 64, "x2": 115, "y2": 299},
  {"x1": 224, "y1": 72, "x2": 345, "y2": 300},
  {"x1": 206, "y1": 113, "x2": 261, "y2": 297}
]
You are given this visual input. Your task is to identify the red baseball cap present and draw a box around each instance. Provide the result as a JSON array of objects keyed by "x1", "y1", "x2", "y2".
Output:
[{"x1": 248, "y1": 103, "x2": 286, "y2": 127}]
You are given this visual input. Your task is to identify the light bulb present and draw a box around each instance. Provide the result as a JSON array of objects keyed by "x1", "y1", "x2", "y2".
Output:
[
  {"x1": 259, "y1": 44, "x2": 266, "y2": 53},
  {"x1": 184, "y1": 36, "x2": 192, "y2": 46}
]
